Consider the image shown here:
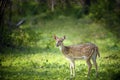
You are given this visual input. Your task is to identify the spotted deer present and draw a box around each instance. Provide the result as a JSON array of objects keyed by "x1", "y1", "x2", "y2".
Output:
[{"x1": 54, "y1": 35, "x2": 100, "y2": 77}]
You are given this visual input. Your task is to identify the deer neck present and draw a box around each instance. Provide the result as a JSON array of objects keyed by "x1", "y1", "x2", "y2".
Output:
[{"x1": 59, "y1": 43, "x2": 65, "y2": 52}]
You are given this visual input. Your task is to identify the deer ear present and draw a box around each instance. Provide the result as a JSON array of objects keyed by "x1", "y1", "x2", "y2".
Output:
[
  {"x1": 63, "y1": 36, "x2": 66, "y2": 40},
  {"x1": 54, "y1": 35, "x2": 57, "y2": 40}
]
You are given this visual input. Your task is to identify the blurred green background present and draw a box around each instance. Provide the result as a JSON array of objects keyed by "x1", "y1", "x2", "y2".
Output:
[{"x1": 0, "y1": 0, "x2": 120, "y2": 80}]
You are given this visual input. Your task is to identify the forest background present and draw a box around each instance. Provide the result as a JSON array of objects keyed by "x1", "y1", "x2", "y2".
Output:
[{"x1": 0, "y1": 0, "x2": 120, "y2": 80}]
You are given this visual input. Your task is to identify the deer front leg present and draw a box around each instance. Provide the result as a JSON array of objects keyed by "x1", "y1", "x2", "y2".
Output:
[{"x1": 69, "y1": 60, "x2": 75, "y2": 77}]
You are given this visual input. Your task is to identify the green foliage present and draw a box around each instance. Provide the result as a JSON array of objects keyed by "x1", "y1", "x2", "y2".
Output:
[
  {"x1": 90, "y1": 0, "x2": 116, "y2": 20},
  {"x1": 1, "y1": 0, "x2": 120, "y2": 49},
  {"x1": 88, "y1": 1, "x2": 120, "y2": 44},
  {"x1": 7, "y1": 15, "x2": 119, "y2": 53},
  {"x1": 89, "y1": 0, "x2": 120, "y2": 39}
]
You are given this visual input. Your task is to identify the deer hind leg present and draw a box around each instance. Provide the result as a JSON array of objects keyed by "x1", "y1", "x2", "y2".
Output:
[
  {"x1": 69, "y1": 60, "x2": 75, "y2": 77},
  {"x1": 92, "y1": 54, "x2": 98, "y2": 76},
  {"x1": 86, "y1": 59, "x2": 92, "y2": 77}
]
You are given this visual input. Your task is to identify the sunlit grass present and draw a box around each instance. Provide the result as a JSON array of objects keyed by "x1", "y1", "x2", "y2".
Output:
[{"x1": 1, "y1": 51, "x2": 120, "y2": 80}]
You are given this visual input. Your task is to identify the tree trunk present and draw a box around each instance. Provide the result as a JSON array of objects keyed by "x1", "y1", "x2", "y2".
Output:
[
  {"x1": 51, "y1": 0, "x2": 55, "y2": 12},
  {"x1": 8, "y1": 0, "x2": 12, "y2": 28}
]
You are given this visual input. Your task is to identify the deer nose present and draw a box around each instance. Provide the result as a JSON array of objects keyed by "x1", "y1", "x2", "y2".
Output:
[{"x1": 56, "y1": 44, "x2": 59, "y2": 47}]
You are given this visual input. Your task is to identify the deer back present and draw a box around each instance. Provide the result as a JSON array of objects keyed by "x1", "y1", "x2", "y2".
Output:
[{"x1": 61, "y1": 43, "x2": 97, "y2": 59}]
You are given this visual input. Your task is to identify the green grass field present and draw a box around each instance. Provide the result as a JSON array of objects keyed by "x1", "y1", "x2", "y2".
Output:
[{"x1": 0, "y1": 15, "x2": 120, "y2": 80}]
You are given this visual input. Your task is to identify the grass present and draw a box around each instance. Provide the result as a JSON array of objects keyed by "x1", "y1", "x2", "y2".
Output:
[
  {"x1": 1, "y1": 51, "x2": 120, "y2": 80},
  {"x1": 0, "y1": 15, "x2": 120, "y2": 80}
]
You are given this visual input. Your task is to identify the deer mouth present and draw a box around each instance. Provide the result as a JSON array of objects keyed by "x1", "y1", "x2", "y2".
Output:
[{"x1": 56, "y1": 44, "x2": 59, "y2": 47}]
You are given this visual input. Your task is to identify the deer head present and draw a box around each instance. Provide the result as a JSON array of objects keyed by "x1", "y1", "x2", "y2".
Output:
[{"x1": 54, "y1": 35, "x2": 66, "y2": 47}]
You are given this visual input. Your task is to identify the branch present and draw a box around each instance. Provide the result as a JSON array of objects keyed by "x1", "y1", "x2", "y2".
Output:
[
  {"x1": 7, "y1": 18, "x2": 26, "y2": 28},
  {"x1": 16, "y1": 18, "x2": 26, "y2": 27}
]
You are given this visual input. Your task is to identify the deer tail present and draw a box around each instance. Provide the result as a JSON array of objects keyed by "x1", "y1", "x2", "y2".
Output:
[{"x1": 96, "y1": 47, "x2": 100, "y2": 58}]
